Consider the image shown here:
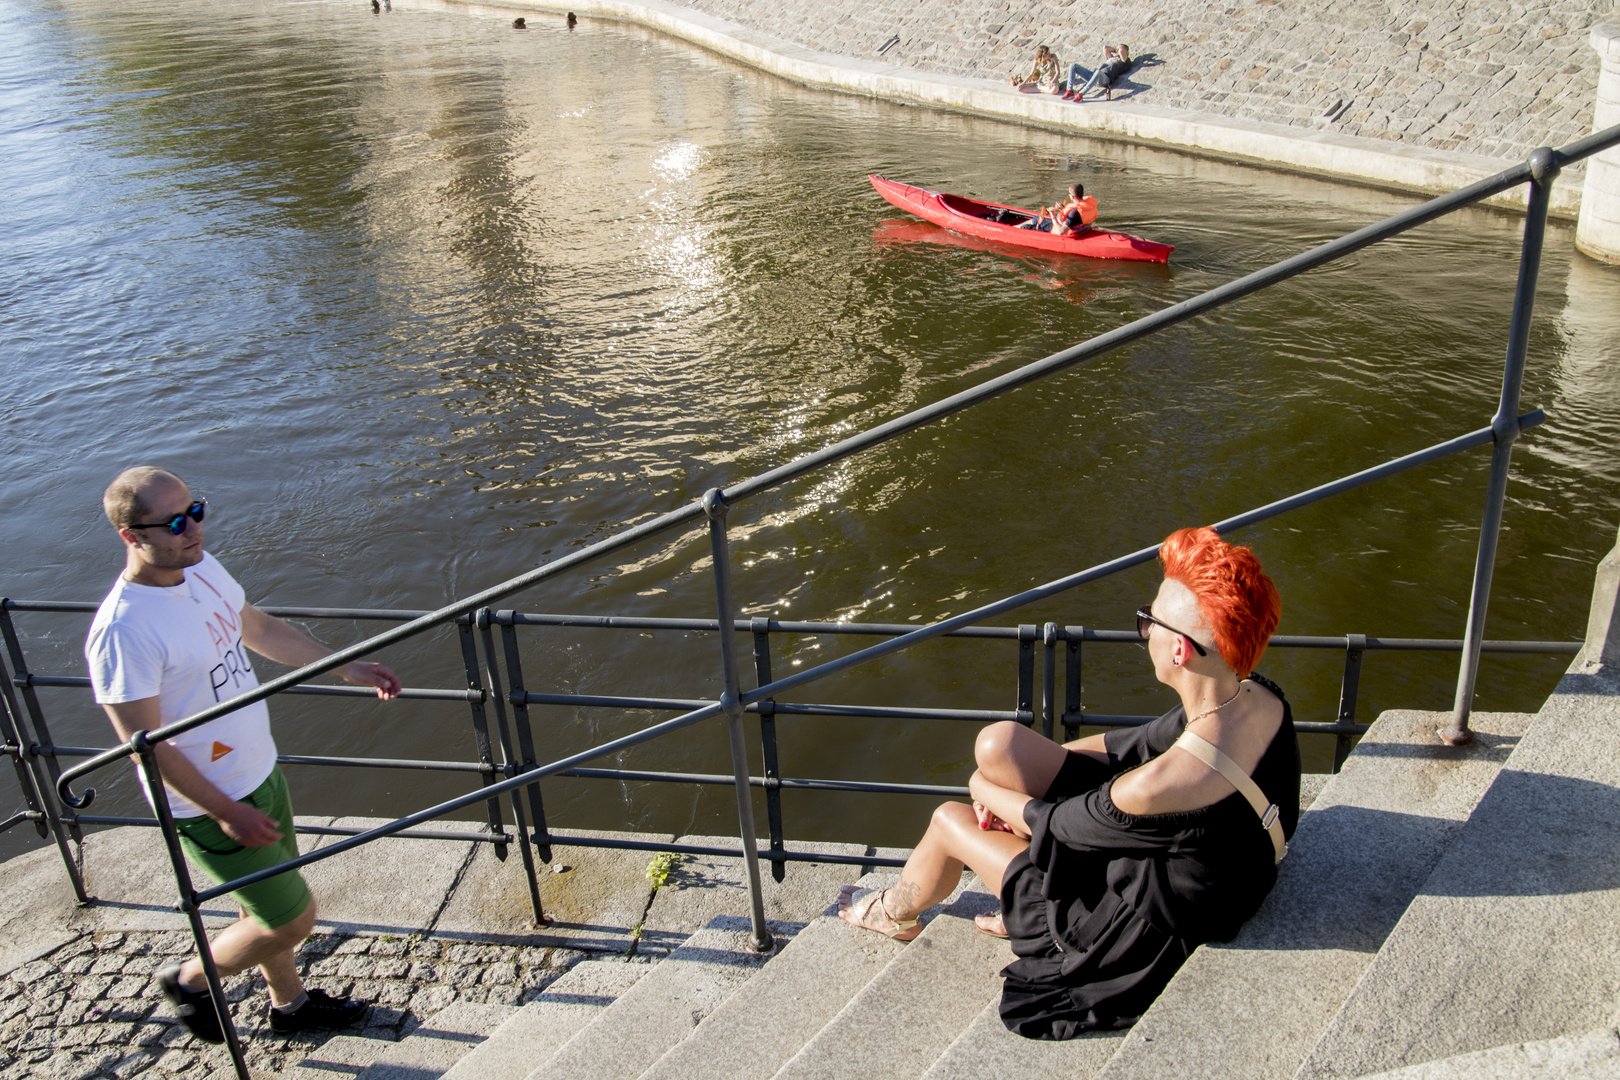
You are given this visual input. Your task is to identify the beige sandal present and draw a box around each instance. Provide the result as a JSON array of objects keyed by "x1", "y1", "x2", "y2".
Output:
[{"x1": 838, "y1": 886, "x2": 921, "y2": 940}]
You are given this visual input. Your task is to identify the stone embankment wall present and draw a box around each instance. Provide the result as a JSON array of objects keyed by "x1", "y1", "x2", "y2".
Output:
[{"x1": 681, "y1": 0, "x2": 1611, "y2": 168}]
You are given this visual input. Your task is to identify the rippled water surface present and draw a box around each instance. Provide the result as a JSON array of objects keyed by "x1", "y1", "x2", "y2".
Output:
[{"x1": 4, "y1": 0, "x2": 1620, "y2": 859}]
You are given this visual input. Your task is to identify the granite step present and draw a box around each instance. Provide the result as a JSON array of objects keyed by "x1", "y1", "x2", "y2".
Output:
[
  {"x1": 768, "y1": 884, "x2": 1006, "y2": 1080},
  {"x1": 920, "y1": 999, "x2": 1125, "y2": 1080},
  {"x1": 1095, "y1": 709, "x2": 1534, "y2": 1080},
  {"x1": 280, "y1": 1034, "x2": 395, "y2": 1080},
  {"x1": 520, "y1": 915, "x2": 791, "y2": 1080},
  {"x1": 641, "y1": 869, "x2": 994, "y2": 1080},
  {"x1": 1347, "y1": 1022, "x2": 1620, "y2": 1080},
  {"x1": 353, "y1": 1001, "x2": 519, "y2": 1080},
  {"x1": 438, "y1": 960, "x2": 652, "y2": 1080},
  {"x1": 1296, "y1": 668, "x2": 1620, "y2": 1077}
]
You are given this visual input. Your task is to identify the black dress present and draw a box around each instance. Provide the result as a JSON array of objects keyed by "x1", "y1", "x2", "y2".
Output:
[{"x1": 997, "y1": 672, "x2": 1301, "y2": 1040}]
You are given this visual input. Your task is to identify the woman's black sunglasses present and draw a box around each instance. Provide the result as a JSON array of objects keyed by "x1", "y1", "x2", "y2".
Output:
[
  {"x1": 1134, "y1": 605, "x2": 1208, "y2": 656},
  {"x1": 131, "y1": 500, "x2": 206, "y2": 536}
]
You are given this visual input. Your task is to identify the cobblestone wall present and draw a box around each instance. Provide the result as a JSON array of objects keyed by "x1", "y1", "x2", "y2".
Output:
[{"x1": 681, "y1": 0, "x2": 1613, "y2": 164}]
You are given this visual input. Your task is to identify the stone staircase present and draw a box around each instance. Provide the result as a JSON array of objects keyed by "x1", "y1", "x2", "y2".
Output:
[{"x1": 273, "y1": 650, "x2": 1620, "y2": 1080}]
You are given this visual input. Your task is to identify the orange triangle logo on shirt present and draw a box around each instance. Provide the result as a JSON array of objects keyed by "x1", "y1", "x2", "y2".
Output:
[{"x1": 210, "y1": 741, "x2": 234, "y2": 762}]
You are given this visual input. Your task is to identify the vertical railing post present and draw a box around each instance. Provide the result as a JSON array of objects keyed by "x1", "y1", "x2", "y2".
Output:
[
  {"x1": 497, "y1": 617, "x2": 553, "y2": 865},
  {"x1": 702, "y1": 489, "x2": 772, "y2": 952},
  {"x1": 1016, "y1": 624, "x2": 1037, "y2": 726},
  {"x1": 453, "y1": 615, "x2": 508, "y2": 860},
  {"x1": 1443, "y1": 147, "x2": 1559, "y2": 746},
  {"x1": 132, "y1": 731, "x2": 249, "y2": 1080},
  {"x1": 0, "y1": 610, "x2": 88, "y2": 903},
  {"x1": 1335, "y1": 634, "x2": 1366, "y2": 772},
  {"x1": 750, "y1": 617, "x2": 786, "y2": 883},
  {"x1": 0, "y1": 653, "x2": 48, "y2": 841},
  {"x1": 1041, "y1": 623, "x2": 1057, "y2": 740},
  {"x1": 475, "y1": 610, "x2": 548, "y2": 927},
  {"x1": 1063, "y1": 626, "x2": 1084, "y2": 741}
]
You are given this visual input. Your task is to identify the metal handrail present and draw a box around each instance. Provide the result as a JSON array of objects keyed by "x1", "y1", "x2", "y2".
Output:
[
  {"x1": 4, "y1": 123, "x2": 1614, "y2": 1080},
  {"x1": 48, "y1": 125, "x2": 1620, "y2": 811}
]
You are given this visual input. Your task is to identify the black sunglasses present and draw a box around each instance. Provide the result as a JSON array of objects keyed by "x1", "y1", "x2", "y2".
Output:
[
  {"x1": 1135, "y1": 605, "x2": 1208, "y2": 656},
  {"x1": 131, "y1": 500, "x2": 206, "y2": 536}
]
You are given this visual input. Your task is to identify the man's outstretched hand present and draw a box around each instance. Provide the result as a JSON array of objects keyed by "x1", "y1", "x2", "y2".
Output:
[{"x1": 341, "y1": 661, "x2": 402, "y2": 700}]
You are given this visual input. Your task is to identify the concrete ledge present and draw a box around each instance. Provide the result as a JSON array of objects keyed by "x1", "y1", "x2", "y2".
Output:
[
  {"x1": 639, "y1": 835, "x2": 868, "y2": 949},
  {"x1": 430, "y1": 827, "x2": 671, "y2": 952},
  {"x1": 403, "y1": 0, "x2": 1581, "y2": 218},
  {"x1": 308, "y1": 817, "x2": 483, "y2": 936}
]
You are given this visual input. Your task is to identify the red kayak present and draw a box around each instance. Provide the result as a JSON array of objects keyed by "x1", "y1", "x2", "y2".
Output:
[{"x1": 869, "y1": 174, "x2": 1173, "y2": 263}]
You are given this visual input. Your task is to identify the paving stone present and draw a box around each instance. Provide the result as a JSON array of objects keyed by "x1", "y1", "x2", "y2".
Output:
[
  {"x1": 305, "y1": 818, "x2": 486, "y2": 935},
  {"x1": 432, "y1": 828, "x2": 672, "y2": 952}
]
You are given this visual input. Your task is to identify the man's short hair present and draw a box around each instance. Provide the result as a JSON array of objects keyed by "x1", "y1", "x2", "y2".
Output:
[
  {"x1": 103, "y1": 467, "x2": 183, "y2": 529},
  {"x1": 1069, "y1": 183, "x2": 1086, "y2": 200}
]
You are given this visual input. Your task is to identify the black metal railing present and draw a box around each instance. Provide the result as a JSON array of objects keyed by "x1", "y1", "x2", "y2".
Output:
[{"x1": 3, "y1": 123, "x2": 1614, "y2": 1080}]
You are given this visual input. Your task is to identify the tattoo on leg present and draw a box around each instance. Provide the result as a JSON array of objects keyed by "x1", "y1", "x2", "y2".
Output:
[{"x1": 887, "y1": 879, "x2": 923, "y2": 919}]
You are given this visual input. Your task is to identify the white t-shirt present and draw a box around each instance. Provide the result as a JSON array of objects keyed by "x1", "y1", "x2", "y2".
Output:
[{"x1": 85, "y1": 552, "x2": 276, "y2": 818}]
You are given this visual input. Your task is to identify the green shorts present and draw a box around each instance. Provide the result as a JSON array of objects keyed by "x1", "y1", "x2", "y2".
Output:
[{"x1": 174, "y1": 766, "x2": 313, "y2": 930}]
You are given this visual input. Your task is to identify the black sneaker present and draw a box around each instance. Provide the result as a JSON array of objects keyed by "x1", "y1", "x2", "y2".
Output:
[
  {"x1": 267, "y1": 988, "x2": 370, "y2": 1034},
  {"x1": 156, "y1": 963, "x2": 226, "y2": 1044}
]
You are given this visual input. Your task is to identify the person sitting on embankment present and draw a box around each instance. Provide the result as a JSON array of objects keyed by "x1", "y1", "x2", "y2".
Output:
[
  {"x1": 836, "y1": 527, "x2": 1301, "y2": 1039},
  {"x1": 1009, "y1": 45, "x2": 1063, "y2": 95},
  {"x1": 1069, "y1": 43, "x2": 1132, "y2": 101}
]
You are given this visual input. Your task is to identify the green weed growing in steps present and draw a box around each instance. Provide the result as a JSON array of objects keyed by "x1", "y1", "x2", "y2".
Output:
[{"x1": 646, "y1": 852, "x2": 680, "y2": 891}]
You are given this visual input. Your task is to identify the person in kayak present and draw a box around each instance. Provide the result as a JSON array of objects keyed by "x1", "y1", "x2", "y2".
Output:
[
  {"x1": 1010, "y1": 45, "x2": 1063, "y2": 95},
  {"x1": 1016, "y1": 183, "x2": 1098, "y2": 236},
  {"x1": 836, "y1": 527, "x2": 1299, "y2": 1040}
]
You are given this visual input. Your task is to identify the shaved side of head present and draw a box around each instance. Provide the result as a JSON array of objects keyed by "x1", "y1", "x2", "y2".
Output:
[{"x1": 103, "y1": 467, "x2": 184, "y2": 529}]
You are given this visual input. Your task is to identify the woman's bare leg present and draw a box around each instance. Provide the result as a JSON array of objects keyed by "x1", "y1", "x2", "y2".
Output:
[
  {"x1": 840, "y1": 803, "x2": 1026, "y2": 936},
  {"x1": 974, "y1": 720, "x2": 1070, "y2": 797}
]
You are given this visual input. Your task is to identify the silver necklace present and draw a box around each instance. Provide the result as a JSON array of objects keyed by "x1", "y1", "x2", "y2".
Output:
[{"x1": 1189, "y1": 681, "x2": 1245, "y2": 725}]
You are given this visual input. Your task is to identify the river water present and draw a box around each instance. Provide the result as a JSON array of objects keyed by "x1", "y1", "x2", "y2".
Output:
[{"x1": 4, "y1": 0, "x2": 1619, "y2": 860}]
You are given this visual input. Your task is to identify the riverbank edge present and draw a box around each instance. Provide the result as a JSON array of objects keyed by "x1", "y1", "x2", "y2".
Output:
[{"x1": 411, "y1": 0, "x2": 1585, "y2": 219}]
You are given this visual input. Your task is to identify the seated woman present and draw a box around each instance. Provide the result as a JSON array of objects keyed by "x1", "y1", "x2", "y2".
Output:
[
  {"x1": 838, "y1": 527, "x2": 1299, "y2": 1040},
  {"x1": 1009, "y1": 45, "x2": 1063, "y2": 95},
  {"x1": 1017, "y1": 183, "x2": 1098, "y2": 236}
]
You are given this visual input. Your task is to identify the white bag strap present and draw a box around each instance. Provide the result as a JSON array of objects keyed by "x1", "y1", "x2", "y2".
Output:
[{"x1": 1174, "y1": 730, "x2": 1287, "y2": 864}]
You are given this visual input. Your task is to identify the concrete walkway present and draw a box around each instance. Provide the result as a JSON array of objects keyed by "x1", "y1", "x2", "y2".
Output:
[{"x1": 410, "y1": 0, "x2": 1609, "y2": 217}]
